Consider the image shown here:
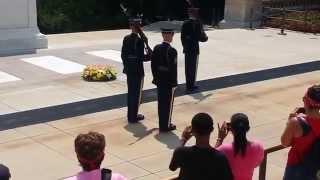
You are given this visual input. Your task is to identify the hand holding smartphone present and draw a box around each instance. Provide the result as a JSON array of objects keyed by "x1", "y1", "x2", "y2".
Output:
[
  {"x1": 226, "y1": 122, "x2": 231, "y2": 131},
  {"x1": 295, "y1": 107, "x2": 306, "y2": 114},
  {"x1": 288, "y1": 107, "x2": 306, "y2": 120},
  {"x1": 218, "y1": 122, "x2": 229, "y2": 140},
  {"x1": 182, "y1": 126, "x2": 193, "y2": 142}
]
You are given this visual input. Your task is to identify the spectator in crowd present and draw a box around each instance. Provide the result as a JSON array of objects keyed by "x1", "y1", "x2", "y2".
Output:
[
  {"x1": 215, "y1": 113, "x2": 264, "y2": 180},
  {"x1": 0, "y1": 164, "x2": 11, "y2": 180},
  {"x1": 65, "y1": 132, "x2": 127, "y2": 180},
  {"x1": 169, "y1": 113, "x2": 233, "y2": 180},
  {"x1": 281, "y1": 84, "x2": 320, "y2": 180}
]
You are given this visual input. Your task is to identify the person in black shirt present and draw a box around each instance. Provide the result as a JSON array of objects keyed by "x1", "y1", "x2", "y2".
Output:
[
  {"x1": 121, "y1": 18, "x2": 146, "y2": 123},
  {"x1": 151, "y1": 28, "x2": 178, "y2": 132},
  {"x1": 0, "y1": 164, "x2": 11, "y2": 180},
  {"x1": 169, "y1": 113, "x2": 233, "y2": 180},
  {"x1": 181, "y1": 8, "x2": 208, "y2": 93}
]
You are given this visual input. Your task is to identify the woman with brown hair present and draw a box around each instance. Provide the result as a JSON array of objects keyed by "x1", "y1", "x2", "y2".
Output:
[{"x1": 64, "y1": 132, "x2": 127, "y2": 180}]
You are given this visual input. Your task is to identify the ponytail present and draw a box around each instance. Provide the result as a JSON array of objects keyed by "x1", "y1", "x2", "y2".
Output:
[
  {"x1": 230, "y1": 113, "x2": 250, "y2": 157},
  {"x1": 233, "y1": 130, "x2": 248, "y2": 157}
]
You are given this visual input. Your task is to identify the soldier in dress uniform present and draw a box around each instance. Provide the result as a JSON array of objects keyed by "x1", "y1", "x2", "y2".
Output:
[
  {"x1": 181, "y1": 8, "x2": 208, "y2": 93},
  {"x1": 121, "y1": 17, "x2": 146, "y2": 123},
  {"x1": 151, "y1": 28, "x2": 178, "y2": 132}
]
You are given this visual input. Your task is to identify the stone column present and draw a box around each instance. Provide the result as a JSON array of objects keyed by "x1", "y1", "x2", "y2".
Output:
[
  {"x1": 0, "y1": 0, "x2": 48, "y2": 56},
  {"x1": 220, "y1": 0, "x2": 262, "y2": 28}
]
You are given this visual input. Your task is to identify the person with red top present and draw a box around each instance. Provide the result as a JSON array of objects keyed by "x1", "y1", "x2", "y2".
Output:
[
  {"x1": 281, "y1": 84, "x2": 320, "y2": 180},
  {"x1": 215, "y1": 113, "x2": 264, "y2": 180}
]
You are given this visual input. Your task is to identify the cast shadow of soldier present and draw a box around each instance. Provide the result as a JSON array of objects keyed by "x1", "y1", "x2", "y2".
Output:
[
  {"x1": 190, "y1": 92, "x2": 213, "y2": 104},
  {"x1": 176, "y1": 86, "x2": 213, "y2": 104},
  {"x1": 124, "y1": 122, "x2": 180, "y2": 150}
]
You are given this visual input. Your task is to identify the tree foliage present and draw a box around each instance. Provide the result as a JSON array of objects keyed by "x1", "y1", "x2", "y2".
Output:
[{"x1": 37, "y1": 0, "x2": 225, "y2": 34}]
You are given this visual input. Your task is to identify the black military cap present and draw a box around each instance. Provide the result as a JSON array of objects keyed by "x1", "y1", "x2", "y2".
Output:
[
  {"x1": 188, "y1": 7, "x2": 200, "y2": 15},
  {"x1": 129, "y1": 17, "x2": 142, "y2": 25},
  {"x1": 188, "y1": 7, "x2": 200, "y2": 12},
  {"x1": 161, "y1": 28, "x2": 175, "y2": 33}
]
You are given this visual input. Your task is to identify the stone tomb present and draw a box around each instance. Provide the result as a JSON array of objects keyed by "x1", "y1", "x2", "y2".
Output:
[
  {"x1": 0, "y1": 0, "x2": 47, "y2": 56},
  {"x1": 221, "y1": 0, "x2": 263, "y2": 28}
]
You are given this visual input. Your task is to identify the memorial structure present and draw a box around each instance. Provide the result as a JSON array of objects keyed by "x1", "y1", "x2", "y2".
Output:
[
  {"x1": 0, "y1": 0, "x2": 47, "y2": 56},
  {"x1": 0, "y1": 0, "x2": 264, "y2": 56},
  {"x1": 221, "y1": 0, "x2": 263, "y2": 28}
]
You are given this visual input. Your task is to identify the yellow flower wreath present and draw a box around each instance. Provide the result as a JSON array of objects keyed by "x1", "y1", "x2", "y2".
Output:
[{"x1": 82, "y1": 64, "x2": 117, "y2": 81}]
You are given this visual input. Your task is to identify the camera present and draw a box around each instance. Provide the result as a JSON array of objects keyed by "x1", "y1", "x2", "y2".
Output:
[
  {"x1": 226, "y1": 122, "x2": 231, "y2": 131},
  {"x1": 296, "y1": 107, "x2": 306, "y2": 114}
]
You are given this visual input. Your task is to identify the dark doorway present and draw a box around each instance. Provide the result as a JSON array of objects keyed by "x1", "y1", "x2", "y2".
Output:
[
  {"x1": 143, "y1": 0, "x2": 188, "y2": 21},
  {"x1": 123, "y1": 0, "x2": 226, "y2": 25},
  {"x1": 197, "y1": 0, "x2": 225, "y2": 25}
]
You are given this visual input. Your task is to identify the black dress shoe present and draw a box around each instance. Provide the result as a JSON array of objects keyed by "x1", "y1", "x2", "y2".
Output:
[
  {"x1": 169, "y1": 124, "x2": 177, "y2": 130},
  {"x1": 137, "y1": 114, "x2": 145, "y2": 121},
  {"x1": 160, "y1": 124, "x2": 177, "y2": 132},
  {"x1": 128, "y1": 120, "x2": 138, "y2": 124},
  {"x1": 128, "y1": 114, "x2": 145, "y2": 123},
  {"x1": 190, "y1": 85, "x2": 199, "y2": 91},
  {"x1": 186, "y1": 86, "x2": 200, "y2": 94}
]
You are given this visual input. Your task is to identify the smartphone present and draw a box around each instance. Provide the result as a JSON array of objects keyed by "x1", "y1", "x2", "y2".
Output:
[
  {"x1": 226, "y1": 122, "x2": 231, "y2": 131},
  {"x1": 296, "y1": 107, "x2": 306, "y2": 114},
  {"x1": 186, "y1": 126, "x2": 193, "y2": 135}
]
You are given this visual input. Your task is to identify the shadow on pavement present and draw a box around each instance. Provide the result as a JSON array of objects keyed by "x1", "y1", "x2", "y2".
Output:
[
  {"x1": 124, "y1": 122, "x2": 158, "y2": 145},
  {"x1": 189, "y1": 92, "x2": 213, "y2": 104},
  {"x1": 1, "y1": 60, "x2": 319, "y2": 130},
  {"x1": 154, "y1": 131, "x2": 181, "y2": 150}
]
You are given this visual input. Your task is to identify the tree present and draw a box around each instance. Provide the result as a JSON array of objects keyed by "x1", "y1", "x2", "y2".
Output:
[{"x1": 37, "y1": 0, "x2": 225, "y2": 34}]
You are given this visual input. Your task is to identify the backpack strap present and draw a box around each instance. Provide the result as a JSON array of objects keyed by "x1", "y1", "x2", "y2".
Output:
[
  {"x1": 101, "y1": 168, "x2": 112, "y2": 180},
  {"x1": 297, "y1": 117, "x2": 311, "y2": 136}
]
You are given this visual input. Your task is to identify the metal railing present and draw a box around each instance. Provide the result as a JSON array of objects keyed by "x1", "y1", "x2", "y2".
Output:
[
  {"x1": 261, "y1": 0, "x2": 320, "y2": 34},
  {"x1": 259, "y1": 145, "x2": 287, "y2": 180},
  {"x1": 262, "y1": 0, "x2": 320, "y2": 8},
  {"x1": 167, "y1": 144, "x2": 288, "y2": 180},
  {"x1": 263, "y1": 8, "x2": 319, "y2": 34}
]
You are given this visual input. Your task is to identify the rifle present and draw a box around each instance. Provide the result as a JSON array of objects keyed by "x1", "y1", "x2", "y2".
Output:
[
  {"x1": 184, "y1": 0, "x2": 208, "y2": 42},
  {"x1": 186, "y1": 0, "x2": 194, "y2": 8},
  {"x1": 120, "y1": 3, "x2": 153, "y2": 62}
]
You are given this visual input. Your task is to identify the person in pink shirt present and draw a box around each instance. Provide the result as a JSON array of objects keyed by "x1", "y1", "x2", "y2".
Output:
[
  {"x1": 64, "y1": 132, "x2": 127, "y2": 180},
  {"x1": 215, "y1": 113, "x2": 264, "y2": 180}
]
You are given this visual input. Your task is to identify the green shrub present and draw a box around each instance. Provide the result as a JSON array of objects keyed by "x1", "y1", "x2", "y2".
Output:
[
  {"x1": 37, "y1": 0, "x2": 224, "y2": 34},
  {"x1": 37, "y1": 0, "x2": 127, "y2": 34}
]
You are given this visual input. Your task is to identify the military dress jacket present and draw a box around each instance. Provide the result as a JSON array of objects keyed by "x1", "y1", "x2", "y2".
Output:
[
  {"x1": 151, "y1": 42, "x2": 178, "y2": 88},
  {"x1": 121, "y1": 33, "x2": 145, "y2": 76},
  {"x1": 181, "y1": 19, "x2": 208, "y2": 55}
]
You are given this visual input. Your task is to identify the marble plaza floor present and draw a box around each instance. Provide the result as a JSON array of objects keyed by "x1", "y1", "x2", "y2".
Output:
[
  {"x1": 0, "y1": 26, "x2": 319, "y2": 179},
  {"x1": 0, "y1": 28, "x2": 319, "y2": 116},
  {"x1": 0, "y1": 70, "x2": 319, "y2": 179}
]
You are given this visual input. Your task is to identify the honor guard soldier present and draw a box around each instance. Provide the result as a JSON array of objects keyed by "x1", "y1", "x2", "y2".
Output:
[
  {"x1": 151, "y1": 28, "x2": 178, "y2": 132},
  {"x1": 181, "y1": 8, "x2": 208, "y2": 93},
  {"x1": 121, "y1": 17, "x2": 146, "y2": 123}
]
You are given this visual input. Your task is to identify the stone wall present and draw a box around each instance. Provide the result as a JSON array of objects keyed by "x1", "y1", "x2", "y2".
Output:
[
  {"x1": 220, "y1": 0, "x2": 263, "y2": 28},
  {"x1": 0, "y1": 0, "x2": 47, "y2": 56}
]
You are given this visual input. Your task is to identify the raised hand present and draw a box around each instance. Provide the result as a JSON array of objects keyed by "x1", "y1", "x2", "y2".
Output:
[
  {"x1": 217, "y1": 122, "x2": 229, "y2": 141},
  {"x1": 182, "y1": 126, "x2": 193, "y2": 142}
]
